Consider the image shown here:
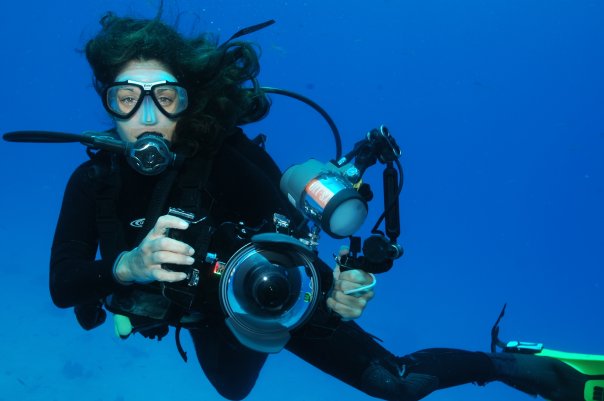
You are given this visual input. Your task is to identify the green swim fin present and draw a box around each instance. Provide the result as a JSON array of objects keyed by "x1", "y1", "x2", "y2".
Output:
[
  {"x1": 540, "y1": 346, "x2": 604, "y2": 401},
  {"x1": 497, "y1": 342, "x2": 604, "y2": 401},
  {"x1": 491, "y1": 304, "x2": 604, "y2": 401}
]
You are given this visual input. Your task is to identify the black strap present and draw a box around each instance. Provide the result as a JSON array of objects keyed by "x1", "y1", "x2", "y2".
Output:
[
  {"x1": 75, "y1": 152, "x2": 124, "y2": 331},
  {"x1": 93, "y1": 153, "x2": 127, "y2": 261},
  {"x1": 137, "y1": 167, "x2": 181, "y2": 243},
  {"x1": 177, "y1": 155, "x2": 214, "y2": 213},
  {"x1": 175, "y1": 323, "x2": 188, "y2": 362},
  {"x1": 168, "y1": 155, "x2": 215, "y2": 360}
]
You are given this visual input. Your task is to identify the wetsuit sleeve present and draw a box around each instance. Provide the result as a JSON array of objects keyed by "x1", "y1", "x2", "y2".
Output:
[{"x1": 49, "y1": 163, "x2": 121, "y2": 308}]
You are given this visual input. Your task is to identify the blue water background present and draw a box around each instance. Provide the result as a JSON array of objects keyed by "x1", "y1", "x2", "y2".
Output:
[{"x1": 1, "y1": 1, "x2": 603, "y2": 400}]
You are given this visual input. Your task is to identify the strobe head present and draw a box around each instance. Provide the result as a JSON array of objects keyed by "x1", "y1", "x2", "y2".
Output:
[{"x1": 280, "y1": 159, "x2": 368, "y2": 238}]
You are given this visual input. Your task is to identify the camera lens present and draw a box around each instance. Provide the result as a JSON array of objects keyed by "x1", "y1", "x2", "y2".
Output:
[{"x1": 246, "y1": 265, "x2": 292, "y2": 313}]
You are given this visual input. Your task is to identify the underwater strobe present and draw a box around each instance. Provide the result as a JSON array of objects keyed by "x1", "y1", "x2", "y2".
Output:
[{"x1": 280, "y1": 125, "x2": 404, "y2": 273}]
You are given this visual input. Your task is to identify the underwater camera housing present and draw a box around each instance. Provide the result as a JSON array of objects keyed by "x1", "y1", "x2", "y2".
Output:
[{"x1": 161, "y1": 208, "x2": 322, "y2": 353}]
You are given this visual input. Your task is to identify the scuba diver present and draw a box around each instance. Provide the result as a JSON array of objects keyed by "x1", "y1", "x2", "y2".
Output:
[{"x1": 5, "y1": 7, "x2": 604, "y2": 401}]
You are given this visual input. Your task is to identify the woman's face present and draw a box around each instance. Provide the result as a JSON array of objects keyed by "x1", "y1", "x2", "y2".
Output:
[{"x1": 112, "y1": 59, "x2": 180, "y2": 143}]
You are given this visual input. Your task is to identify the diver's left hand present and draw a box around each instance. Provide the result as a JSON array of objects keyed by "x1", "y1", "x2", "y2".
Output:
[{"x1": 326, "y1": 249, "x2": 375, "y2": 320}]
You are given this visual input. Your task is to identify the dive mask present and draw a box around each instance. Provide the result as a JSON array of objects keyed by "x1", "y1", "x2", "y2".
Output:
[{"x1": 103, "y1": 80, "x2": 189, "y2": 119}]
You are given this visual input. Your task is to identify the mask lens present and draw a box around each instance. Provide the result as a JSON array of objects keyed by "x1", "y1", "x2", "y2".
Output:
[
  {"x1": 152, "y1": 85, "x2": 188, "y2": 117},
  {"x1": 106, "y1": 84, "x2": 142, "y2": 117}
]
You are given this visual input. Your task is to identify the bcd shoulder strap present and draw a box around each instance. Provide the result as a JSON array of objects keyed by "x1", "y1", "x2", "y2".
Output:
[
  {"x1": 91, "y1": 151, "x2": 128, "y2": 262},
  {"x1": 74, "y1": 151, "x2": 125, "y2": 331}
]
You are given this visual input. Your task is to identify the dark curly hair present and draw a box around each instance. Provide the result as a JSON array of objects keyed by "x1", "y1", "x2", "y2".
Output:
[{"x1": 85, "y1": 11, "x2": 270, "y2": 155}]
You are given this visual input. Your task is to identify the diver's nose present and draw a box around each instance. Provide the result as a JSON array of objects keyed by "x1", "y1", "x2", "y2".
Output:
[{"x1": 140, "y1": 95, "x2": 158, "y2": 125}]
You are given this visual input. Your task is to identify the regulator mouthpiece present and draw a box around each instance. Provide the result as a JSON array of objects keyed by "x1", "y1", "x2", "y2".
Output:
[{"x1": 126, "y1": 132, "x2": 175, "y2": 175}]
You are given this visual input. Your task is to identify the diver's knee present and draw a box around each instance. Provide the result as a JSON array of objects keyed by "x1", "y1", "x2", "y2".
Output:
[
  {"x1": 204, "y1": 372, "x2": 257, "y2": 400},
  {"x1": 359, "y1": 358, "x2": 439, "y2": 401},
  {"x1": 212, "y1": 384, "x2": 254, "y2": 401}
]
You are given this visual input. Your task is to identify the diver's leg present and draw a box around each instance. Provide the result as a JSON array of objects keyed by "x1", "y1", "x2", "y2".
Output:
[
  {"x1": 287, "y1": 320, "x2": 394, "y2": 390},
  {"x1": 189, "y1": 323, "x2": 269, "y2": 401},
  {"x1": 289, "y1": 319, "x2": 590, "y2": 401},
  {"x1": 287, "y1": 321, "x2": 496, "y2": 401},
  {"x1": 362, "y1": 347, "x2": 498, "y2": 400},
  {"x1": 364, "y1": 349, "x2": 590, "y2": 401}
]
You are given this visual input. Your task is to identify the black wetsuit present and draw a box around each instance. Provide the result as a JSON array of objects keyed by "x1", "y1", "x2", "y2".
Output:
[{"x1": 50, "y1": 130, "x2": 501, "y2": 401}]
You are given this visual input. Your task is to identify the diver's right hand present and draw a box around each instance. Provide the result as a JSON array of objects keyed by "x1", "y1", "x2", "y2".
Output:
[{"x1": 113, "y1": 214, "x2": 195, "y2": 284}]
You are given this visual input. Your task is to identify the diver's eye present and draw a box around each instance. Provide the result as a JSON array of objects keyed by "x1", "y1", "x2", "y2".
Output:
[
  {"x1": 157, "y1": 95, "x2": 175, "y2": 106},
  {"x1": 119, "y1": 96, "x2": 139, "y2": 106},
  {"x1": 154, "y1": 87, "x2": 178, "y2": 109},
  {"x1": 114, "y1": 86, "x2": 142, "y2": 113}
]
